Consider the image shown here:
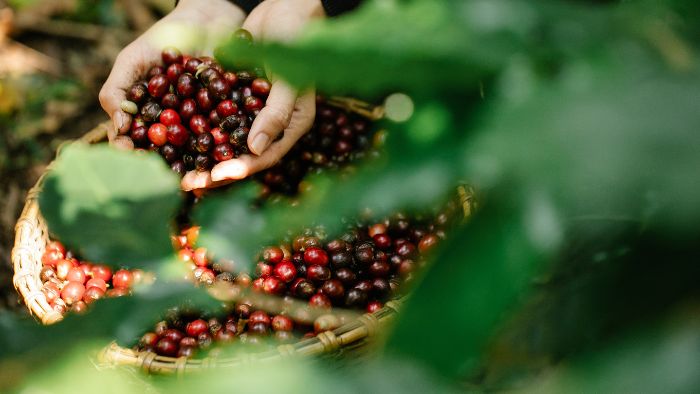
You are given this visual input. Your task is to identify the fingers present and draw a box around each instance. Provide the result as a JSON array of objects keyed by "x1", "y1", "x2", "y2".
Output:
[
  {"x1": 99, "y1": 42, "x2": 157, "y2": 142},
  {"x1": 247, "y1": 80, "x2": 298, "y2": 155},
  {"x1": 181, "y1": 170, "x2": 235, "y2": 192},
  {"x1": 209, "y1": 91, "x2": 315, "y2": 183}
]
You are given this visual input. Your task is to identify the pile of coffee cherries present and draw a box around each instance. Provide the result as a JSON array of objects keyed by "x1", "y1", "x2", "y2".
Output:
[
  {"x1": 145, "y1": 202, "x2": 461, "y2": 358},
  {"x1": 121, "y1": 36, "x2": 379, "y2": 196},
  {"x1": 38, "y1": 241, "x2": 148, "y2": 315}
]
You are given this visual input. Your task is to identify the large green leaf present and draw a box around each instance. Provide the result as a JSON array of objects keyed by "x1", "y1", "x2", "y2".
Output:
[{"x1": 39, "y1": 144, "x2": 182, "y2": 267}]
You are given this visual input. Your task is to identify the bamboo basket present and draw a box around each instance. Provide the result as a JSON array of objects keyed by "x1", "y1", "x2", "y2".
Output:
[{"x1": 12, "y1": 98, "x2": 474, "y2": 373}]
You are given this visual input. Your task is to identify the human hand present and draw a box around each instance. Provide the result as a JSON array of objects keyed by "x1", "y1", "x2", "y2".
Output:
[
  {"x1": 181, "y1": 0, "x2": 324, "y2": 191},
  {"x1": 99, "y1": 0, "x2": 245, "y2": 150}
]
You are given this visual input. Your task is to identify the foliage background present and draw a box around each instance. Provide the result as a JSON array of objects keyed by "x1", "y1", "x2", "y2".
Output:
[{"x1": 1, "y1": 0, "x2": 700, "y2": 393}]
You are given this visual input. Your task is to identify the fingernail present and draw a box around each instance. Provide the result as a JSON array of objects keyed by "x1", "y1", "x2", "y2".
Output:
[
  {"x1": 250, "y1": 134, "x2": 270, "y2": 155},
  {"x1": 114, "y1": 111, "x2": 125, "y2": 131}
]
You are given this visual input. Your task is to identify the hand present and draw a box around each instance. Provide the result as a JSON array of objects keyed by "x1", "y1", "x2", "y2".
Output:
[
  {"x1": 99, "y1": 0, "x2": 245, "y2": 150},
  {"x1": 181, "y1": 0, "x2": 324, "y2": 192}
]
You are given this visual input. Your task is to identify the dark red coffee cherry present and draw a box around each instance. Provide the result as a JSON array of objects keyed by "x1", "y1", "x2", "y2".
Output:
[
  {"x1": 263, "y1": 276, "x2": 285, "y2": 295},
  {"x1": 162, "y1": 46, "x2": 183, "y2": 65},
  {"x1": 334, "y1": 267, "x2": 357, "y2": 285},
  {"x1": 126, "y1": 83, "x2": 148, "y2": 104},
  {"x1": 155, "y1": 338, "x2": 178, "y2": 357},
  {"x1": 186, "y1": 319, "x2": 209, "y2": 337},
  {"x1": 273, "y1": 260, "x2": 297, "y2": 283},
  {"x1": 177, "y1": 73, "x2": 197, "y2": 97},
  {"x1": 166, "y1": 63, "x2": 184, "y2": 84},
  {"x1": 148, "y1": 74, "x2": 169, "y2": 98},
  {"x1": 291, "y1": 278, "x2": 316, "y2": 299},
  {"x1": 166, "y1": 124, "x2": 189, "y2": 146},
  {"x1": 190, "y1": 114, "x2": 211, "y2": 135},
  {"x1": 251, "y1": 78, "x2": 271, "y2": 97},
  {"x1": 307, "y1": 264, "x2": 331, "y2": 282},
  {"x1": 159, "y1": 108, "x2": 180, "y2": 126},
  {"x1": 195, "y1": 133, "x2": 214, "y2": 153},
  {"x1": 304, "y1": 247, "x2": 328, "y2": 266},
  {"x1": 229, "y1": 127, "x2": 249, "y2": 147},
  {"x1": 320, "y1": 279, "x2": 345, "y2": 300},
  {"x1": 161, "y1": 92, "x2": 180, "y2": 109},
  {"x1": 223, "y1": 71, "x2": 238, "y2": 87},
  {"x1": 249, "y1": 310, "x2": 271, "y2": 326},
  {"x1": 184, "y1": 57, "x2": 203, "y2": 74},
  {"x1": 195, "y1": 154, "x2": 213, "y2": 171},
  {"x1": 345, "y1": 288, "x2": 368, "y2": 307},
  {"x1": 309, "y1": 293, "x2": 332, "y2": 309},
  {"x1": 244, "y1": 96, "x2": 263, "y2": 112},
  {"x1": 208, "y1": 78, "x2": 230, "y2": 100},
  {"x1": 213, "y1": 143, "x2": 234, "y2": 162},
  {"x1": 160, "y1": 144, "x2": 179, "y2": 162}
]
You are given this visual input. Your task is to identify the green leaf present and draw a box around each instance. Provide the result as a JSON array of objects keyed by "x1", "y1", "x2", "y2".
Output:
[{"x1": 38, "y1": 143, "x2": 182, "y2": 267}]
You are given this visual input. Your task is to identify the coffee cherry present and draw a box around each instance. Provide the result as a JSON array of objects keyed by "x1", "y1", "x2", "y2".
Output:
[
  {"x1": 40, "y1": 266, "x2": 56, "y2": 282},
  {"x1": 263, "y1": 276, "x2": 285, "y2": 295},
  {"x1": 179, "y1": 98, "x2": 197, "y2": 120},
  {"x1": 92, "y1": 264, "x2": 112, "y2": 282},
  {"x1": 235, "y1": 303, "x2": 252, "y2": 319},
  {"x1": 307, "y1": 264, "x2": 331, "y2": 282},
  {"x1": 320, "y1": 279, "x2": 345, "y2": 300},
  {"x1": 273, "y1": 260, "x2": 297, "y2": 283},
  {"x1": 309, "y1": 293, "x2": 332, "y2": 309},
  {"x1": 213, "y1": 143, "x2": 234, "y2": 162},
  {"x1": 249, "y1": 310, "x2": 271, "y2": 326},
  {"x1": 190, "y1": 115, "x2": 210, "y2": 135},
  {"x1": 166, "y1": 63, "x2": 184, "y2": 84},
  {"x1": 148, "y1": 123, "x2": 168, "y2": 146},
  {"x1": 334, "y1": 267, "x2": 357, "y2": 285},
  {"x1": 184, "y1": 58, "x2": 203, "y2": 74},
  {"x1": 210, "y1": 127, "x2": 229, "y2": 145},
  {"x1": 127, "y1": 83, "x2": 148, "y2": 104},
  {"x1": 251, "y1": 78, "x2": 271, "y2": 97},
  {"x1": 66, "y1": 267, "x2": 86, "y2": 283},
  {"x1": 156, "y1": 338, "x2": 178, "y2": 357},
  {"x1": 196, "y1": 88, "x2": 215, "y2": 112},
  {"x1": 371, "y1": 278, "x2": 390, "y2": 300},
  {"x1": 140, "y1": 101, "x2": 162, "y2": 122},
  {"x1": 418, "y1": 234, "x2": 439, "y2": 253},
  {"x1": 256, "y1": 262, "x2": 272, "y2": 277},
  {"x1": 367, "y1": 301, "x2": 383, "y2": 313},
  {"x1": 304, "y1": 247, "x2": 328, "y2": 266},
  {"x1": 60, "y1": 281, "x2": 85, "y2": 305},
  {"x1": 186, "y1": 319, "x2": 209, "y2": 337},
  {"x1": 223, "y1": 71, "x2": 238, "y2": 87},
  {"x1": 271, "y1": 315, "x2": 293, "y2": 332},
  {"x1": 83, "y1": 286, "x2": 104, "y2": 304},
  {"x1": 244, "y1": 96, "x2": 263, "y2": 112},
  {"x1": 354, "y1": 243, "x2": 374, "y2": 266},
  {"x1": 140, "y1": 332, "x2": 160, "y2": 347},
  {"x1": 248, "y1": 322, "x2": 269, "y2": 336},
  {"x1": 71, "y1": 301, "x2": 88, "y2": 314},
  {"x1": 216, "y1": 100, "x2": 238, "y2": 118},
  {"x1": 56, "y1": 259, "x2": 75, "y2": 279},
  {"x1": 263, "y1": 246, "x2": 284, "y2": 264},
  {"x1": 148, "y1": 65, "x2": 164, "y2": 78},
  {"x1": 345, "y1": 288, "x2": 368, "y2": 307},
  {"x1": 113, "y1": 269, "x2": 134, "y2": 289},
  {"x1": 396, "y1": 242, "x2": 416, "y2": 258},
  {"x1": 369, "y1": 260, "x2": 391, "y2": 277},
  {"x1": 354, "y1": 280, "x2": 373, "y2": 293},
  {"x1": 229, "y1": 127, "x2": 249, "y2": 148},
  {"x1": 177, "y1": 73, "x2": 197, "y2": 97},
  {"x1": 161, "y1": 92, "x2": 180, "y2": 109},
  {"x1": 372, "y1": 234, "x2": 392, "y2": 250},
  {"x1": 208, "y1": 317, "x2": 223, "y2": 334},
  {"x1": 148, "y1": 75, "x2": 169, "y2": 98},
  {"x1": 330, "y1": 251, "x2": 352, "y2": 269},
  {"x1": 159, "y1": 109, "x2": 181, "y2": 126},
  {"x1": 291, "y1": 278, "x2": 316, "y2": 299},
  {"x1": 208, "y1": 78, "x2": 230, "y2": 100}
]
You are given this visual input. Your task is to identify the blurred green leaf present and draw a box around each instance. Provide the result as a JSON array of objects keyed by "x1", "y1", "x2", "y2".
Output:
[
  {"x1": 523, "y1": 308, "x2": 700, "y2": 393},
  {"x1": 39, "y1": 144, "x2": 183, "y2": 267}
]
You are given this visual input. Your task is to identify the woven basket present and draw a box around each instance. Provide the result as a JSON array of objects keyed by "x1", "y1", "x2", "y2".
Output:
[{"x1": 11, "y1": 97, "x2": 474, "y2": 373}]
